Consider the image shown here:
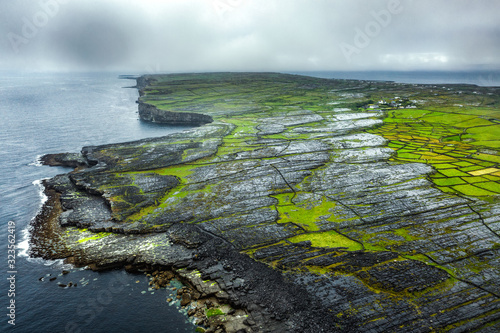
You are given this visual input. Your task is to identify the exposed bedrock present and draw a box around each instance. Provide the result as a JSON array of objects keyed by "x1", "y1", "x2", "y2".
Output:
[
  {"x1": 31, "y1": 73, "x2": 500, "y2": 332},
  {"x1": 138, "y1": 101, "x2": 213, "y2": 125},
  {"x1": 40, "y1": 153, "x2": 89, "y2": 168}
]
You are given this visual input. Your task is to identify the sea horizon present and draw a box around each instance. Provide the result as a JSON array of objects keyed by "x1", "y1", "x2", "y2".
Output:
[{"x1": 2, "y1": 69, "x2": 500, "y2": 87}]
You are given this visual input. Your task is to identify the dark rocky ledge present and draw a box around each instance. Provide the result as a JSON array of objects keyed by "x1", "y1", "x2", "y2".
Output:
[
  {"x1": 31, "y1": 72, "x2": 500, "y2": 332},
  {"x1": 40, "y1": 153, "x2": 89, "y2": 168},
  {"x1": 138, "y1": 100, "x2": 213, "y2": 125}
]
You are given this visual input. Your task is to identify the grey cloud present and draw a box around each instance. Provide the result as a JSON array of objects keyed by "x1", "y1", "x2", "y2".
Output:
[{"x1": 0, "y1": 0, "x2": 499, "y2": 72}]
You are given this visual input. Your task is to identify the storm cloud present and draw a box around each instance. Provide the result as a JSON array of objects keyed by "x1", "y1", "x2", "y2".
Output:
[{"x1": 1, "y1": 0, "x2": 499, "y2": 72}]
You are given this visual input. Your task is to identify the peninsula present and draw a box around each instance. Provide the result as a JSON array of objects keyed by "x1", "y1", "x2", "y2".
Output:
[{"x1": 32, "y1": 72, "x2": 500, "y2": 332}]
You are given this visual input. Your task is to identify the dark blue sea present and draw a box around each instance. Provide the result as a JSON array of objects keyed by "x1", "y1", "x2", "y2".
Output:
[
  {"x1": 0, "y1": 72, "x2": 195, "y2": 333},
  {"x1": 1, "y1": 70, "x2": 498, "y2": 333}
]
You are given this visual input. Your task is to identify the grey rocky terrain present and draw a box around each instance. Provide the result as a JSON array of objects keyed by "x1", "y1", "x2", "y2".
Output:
[{"x1": 31, "y1": 73, "x2": 500, "y2": 332}]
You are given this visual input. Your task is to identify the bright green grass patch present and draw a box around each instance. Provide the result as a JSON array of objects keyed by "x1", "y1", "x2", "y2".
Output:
[
  {"x1": 397, "y1": 152, "x2": 421, "y2": 159},
  {"x1": 397, "y1": 148, "x2": 418, "y2": 152},
  {"x1": 288, "y1": 230, "x2": 363, "y2": 251},
  {"x1": 475, "y1": 182, "x2": 500, "y2": 194},
  {"x1": 431, "y1": 173, "x2": 446, "y2": 178},
  {"x1": 386, "y1": 109, "x2": 432, "y2": 120},
  {"x1": 78, "y1": 232, "x2": 112, "y2": 243},
  {"x1": 363, "y1": 241, "x2": 392, "y2": 252},
  {"x1": 474, "y1": 153, "x2": 500, "y2": 164},
  {"x1": 477, "y1": 161, "x2": 496, "y2": 167},
  {"x1": 432, "y1": 177, "x2": 466, "y2": 186},
  {"x1": 454, "y1": 117, "x2": 495, "y2": 128},
  {"x1": 442, "y1": 135, "x2": 461, "y2": 142},
  {"x1": 221, "y1": 118, "x2": 259, "y2": 137},
  {"x1": 453, "y1": 184, "x2": 497, "y2": 196},
  {"x1": 422, "y1": 155, "x2": 457, "y2": 161},
  {"x1": 454, "y1": 161, "x2": 474, "y2": 167},
  {"x1": 423, "y1": 113, "x2": 476, "y2": 126},
  {"x1": 155, "y1": 164, "x2": 196, "y2": 181},
  {"x1": 206, "y1": 308, "x2": 224, "y2": 318},
  {"x1": 463, "y1": 124, "x2": 500, "y2": 144},
  {"x1": 433, "y1": 163, "x2": 459, "y2": 169},
  {"x1": 471, "y1": 141, "x2": 500, "y2": 148},
  {"x1": 433, "y1": 149, "x2": 451, "y2": 154},
  {"x1": 273, "y1": 193, "x2": 338, "y2": 231},
  {"x1": 439, "y1": 169, "x2": 470, "y2": 177},
  {"x1": 433, "y1": 107, "x2": 500, "y2": 119},
  {"x1": 462, "y1": 176, "x2": 489, "y2": 184},
  {"x1": 459, "y1": 165, "x2": 484, "y2": 172},
  {"x1": 276, "y1": 203, "x2": 322, "y2": 231},
  {"x1": 437, "y1": 186, "x2": 458, "y2": 194},
  {"x1": 446, "y1": 152, "x2": 469, "y2": 158}
]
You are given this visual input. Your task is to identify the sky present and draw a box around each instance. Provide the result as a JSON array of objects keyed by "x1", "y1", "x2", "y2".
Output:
[{"x1": 1, "y1": 0, "x2": 499, "y2": 73}]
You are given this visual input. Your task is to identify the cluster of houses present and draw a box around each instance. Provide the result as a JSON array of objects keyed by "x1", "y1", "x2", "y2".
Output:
[{"x1": 366, "y1": 97, "x2": 417, "y2": 109}]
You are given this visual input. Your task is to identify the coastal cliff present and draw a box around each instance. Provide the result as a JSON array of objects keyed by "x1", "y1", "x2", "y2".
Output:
[
  {"x1": 31, "y1": 73, "x2": 500, "y2": 332},
  {"x1": 136, "y1": 75, "x2": 213, "y2": 125},
  {"x1": 138, "y1": 101, "x2": 213, "y2": 125}
]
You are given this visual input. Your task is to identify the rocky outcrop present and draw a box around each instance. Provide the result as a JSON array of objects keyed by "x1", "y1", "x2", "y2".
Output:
[
  {"x1": 40, "y1": 153, "x2": 89, "y2": 168},
  {"x1": 136, "y1": 75, "x2": 157, "y2": 93},
  {"x1": 138, "y1": 101, "x2": 213, "y2": 125},
  {"x1": 31, "y1": 73, "x2": 500, "y2": 332}
]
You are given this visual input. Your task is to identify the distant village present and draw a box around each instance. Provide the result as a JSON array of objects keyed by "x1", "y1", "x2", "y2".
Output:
[{"x1": 365, "y1": 97, "x2": 418, "y2": 110}]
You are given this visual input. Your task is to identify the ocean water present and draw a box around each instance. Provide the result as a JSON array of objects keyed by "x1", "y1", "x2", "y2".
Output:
[
  {"x1": 287, "y1": 70, "x2": 500, "y2": 86},
  {"x1": 1, "y1": 70, "x2": 497, "y2": 333},
  {"x1": 0, "y1": 72, "x2": 195, "y2": 332}
]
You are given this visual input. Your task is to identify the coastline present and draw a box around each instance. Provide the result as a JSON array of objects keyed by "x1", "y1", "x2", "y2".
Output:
[
  {"x1": 30, "y1": 177, "x2": 335, "y2": 333},
  {"x1": 30, "y1": 72, "x2": 500, "y2": 332}
]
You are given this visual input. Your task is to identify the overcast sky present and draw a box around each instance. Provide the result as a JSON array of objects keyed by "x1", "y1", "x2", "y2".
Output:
[{"x1": 1, "y1": 0, "x2": 499, "y2": 73}]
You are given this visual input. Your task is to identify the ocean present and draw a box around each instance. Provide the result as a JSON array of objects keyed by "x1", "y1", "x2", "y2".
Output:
[
  {"x1": 1, "y1": 70, "x2": 498, "y2": 332},
  {"x1": 287, "y1": 70, "x2": 500, "y2": 86},
  {"x1": 0, "y1": 72, "x2": 195, "y2": 332}
]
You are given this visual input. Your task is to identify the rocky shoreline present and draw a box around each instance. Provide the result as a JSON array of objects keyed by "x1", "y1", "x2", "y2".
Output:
[
  {"x1": 32, "y1": 182, "x2": 341, "y2": 332},
  {"x1": 31, "y1": 73, "x2": 500, "y2": 332}
]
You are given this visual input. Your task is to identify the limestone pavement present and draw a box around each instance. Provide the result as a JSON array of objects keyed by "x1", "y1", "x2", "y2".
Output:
[{"x1": 31, "y1": 73, "x2": 500, "y2": 332}]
